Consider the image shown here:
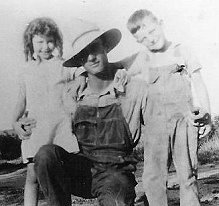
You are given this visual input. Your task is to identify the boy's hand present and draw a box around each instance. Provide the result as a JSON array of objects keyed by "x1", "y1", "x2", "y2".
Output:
[
  {"x1": 114, "y1": 69, "x2": 129, "y2": 92},
  {"x1": 198, "y1": 124, "x2": 212, "y2": 139},
  {"x1": 192, "y1": 107, "x2": 211, "y2": 127},
  {"x1": 191, "y1": 107, "x2": 212, "y2": 138}
]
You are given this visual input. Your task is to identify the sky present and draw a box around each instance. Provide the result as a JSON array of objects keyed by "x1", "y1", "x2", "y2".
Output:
[{"x1": 0, "y1": 0, "x2": 219, "y2": 130}]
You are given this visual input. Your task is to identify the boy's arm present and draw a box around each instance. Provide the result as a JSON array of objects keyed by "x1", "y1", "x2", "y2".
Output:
[
  {"x1": 191, "y1": 70, "x2": 211, "y2": 113},
  {"x1": 179, "y1": 44, "x2": 211, "y2": 136},
  {"x1": 117, "y1": 53, "x2": 139, "y2": 70},
  {"x1": 191, "y1": 70, "x2": 211, "y2": 137},
  {"x1": 117, "y1": 52, "x2": 148, "y2": 78}
]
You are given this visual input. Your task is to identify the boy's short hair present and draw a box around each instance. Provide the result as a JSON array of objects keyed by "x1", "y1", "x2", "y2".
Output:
[
  {"x1": 23, "y1": 17, "x2": 63, "y2": 61},
  {"x1": 127, "y1": 9, "x2": 158, "y2": 34}
]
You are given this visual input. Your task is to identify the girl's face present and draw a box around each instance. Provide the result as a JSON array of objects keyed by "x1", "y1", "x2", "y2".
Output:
[{"x1": 32, "y1": 34, "x2": 55, "y2": 61}]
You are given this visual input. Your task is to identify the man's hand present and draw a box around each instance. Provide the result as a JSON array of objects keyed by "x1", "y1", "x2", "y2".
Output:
[{"x1": 13, "y1": 112, "x2": 37, "y2": 140}]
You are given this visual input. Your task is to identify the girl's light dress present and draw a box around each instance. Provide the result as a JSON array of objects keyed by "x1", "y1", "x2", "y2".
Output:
[{"x1": 18, "y1": 58, "x2": 79, "y2": 163}]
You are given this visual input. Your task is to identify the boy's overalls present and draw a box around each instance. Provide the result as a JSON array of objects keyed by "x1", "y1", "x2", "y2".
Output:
[{"x1": 143, "y1": 63, "x2": 200, "y2": 206}]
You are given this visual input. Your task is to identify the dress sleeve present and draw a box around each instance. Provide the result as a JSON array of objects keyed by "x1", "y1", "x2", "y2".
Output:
[{"x1": 17, "y1": 69, "x2": 26, "y2": 98}]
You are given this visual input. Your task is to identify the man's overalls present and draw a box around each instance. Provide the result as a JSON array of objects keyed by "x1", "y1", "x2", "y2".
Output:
[
  {"x1": 142, "y1": 63, "x2": 200, "y2": 206},
  {"x1": 72, "y1": 100, "x2": 138, "y2": 206}
]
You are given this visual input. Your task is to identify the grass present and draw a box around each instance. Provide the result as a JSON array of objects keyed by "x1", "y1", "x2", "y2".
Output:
[
  {"x1": 198, "y1": 136, "x2": 219, "y2": 165},
  {"x1": 134, "y1": 133, "x2": 219, "y2": 166}
]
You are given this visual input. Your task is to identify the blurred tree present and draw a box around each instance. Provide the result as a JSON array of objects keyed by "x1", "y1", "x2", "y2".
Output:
[
  {"x1": 0, "y1": 129, "x2": 21, "y2": 160},
  {"x1": 198, "y1": 115, "x2": 219, "y2": 148}
]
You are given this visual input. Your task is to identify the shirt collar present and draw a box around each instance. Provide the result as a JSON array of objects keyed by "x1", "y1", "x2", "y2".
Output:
[{"x1": 78, "y1": 81, "x2": 125, "y2": 100}]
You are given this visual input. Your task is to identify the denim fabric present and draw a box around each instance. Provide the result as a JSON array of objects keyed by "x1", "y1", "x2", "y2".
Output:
[
  {"x1": 34, "y1": 144, "x2": 137, "y2": 206},
  {"x1": 73, "y1": 103, "x2": 136, "y2": 163}
]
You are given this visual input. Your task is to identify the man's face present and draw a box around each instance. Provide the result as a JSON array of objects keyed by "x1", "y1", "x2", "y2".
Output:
[
  {"x1": 131, "y1": 17, "x2": 166, "y2": 52},
  {"x1": 82, "y1": 39, "x2": 108, "y2": 75}
]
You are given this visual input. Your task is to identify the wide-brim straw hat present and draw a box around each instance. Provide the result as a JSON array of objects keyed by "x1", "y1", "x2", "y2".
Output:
[{"x1": 63, "y1": 21, "x2": 121, "y2": 67}]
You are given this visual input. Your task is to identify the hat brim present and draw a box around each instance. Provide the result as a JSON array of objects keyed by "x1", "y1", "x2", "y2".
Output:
[{"x1": 63, "y1": 28, "x2": 122, "y2": 67}]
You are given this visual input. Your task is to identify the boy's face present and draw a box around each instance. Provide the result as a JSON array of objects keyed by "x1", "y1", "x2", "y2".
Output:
[
  {"x1": 132, "y1": 17, "x2": 166, "y2": 52},
  {"x1": 82, "y1": 39, "x2": 108, "y2": 75},
  {"x1": 32, "y1": 34, "x2": 55, "y2": 61}
]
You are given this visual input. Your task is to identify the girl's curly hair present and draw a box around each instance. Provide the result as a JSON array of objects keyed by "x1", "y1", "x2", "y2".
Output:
[{"x1": 23, "y1": 17, "x2": 63, "y2": 61}]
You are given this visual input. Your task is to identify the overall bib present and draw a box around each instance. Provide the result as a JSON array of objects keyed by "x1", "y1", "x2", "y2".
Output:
[
  {"x1": 143, "y1": 64, "x2": 200, "y2": 206},
  {"x1": 73, "y1": 102, "x2": 137, "y2": 205}
]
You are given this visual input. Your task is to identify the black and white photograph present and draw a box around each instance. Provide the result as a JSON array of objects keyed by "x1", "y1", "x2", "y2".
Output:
[{"x1": 0, "y1": 0, "x2": 219, "y2": 205}]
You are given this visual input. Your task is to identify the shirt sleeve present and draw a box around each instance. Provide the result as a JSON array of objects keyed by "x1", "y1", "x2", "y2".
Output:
[
  {"x1": 62, "y1": 66, "x2": 86, "y2": 81},
  {"x1": 128, "y1": 51, "x2": 150, "y2": 82},
  {"x1": 177, "y1": 44, "x2": 202, "y2": 75}
]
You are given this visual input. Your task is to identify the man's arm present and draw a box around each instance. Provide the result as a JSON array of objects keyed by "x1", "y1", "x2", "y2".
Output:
[
  {"x1": 12, "y1": 71, "x2": 37, "y2": 139},
  {"x1": 12, "y1": 88, "x2": 36, "y2": 139}
]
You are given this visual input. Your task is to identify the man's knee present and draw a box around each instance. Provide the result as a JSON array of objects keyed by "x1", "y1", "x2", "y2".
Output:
[
  {"x1": 34, "y1": 144, "x2": 66, "y2": 171},
  {"x1": 35, "y1": 145, "x2": 56, "y2": 163}
]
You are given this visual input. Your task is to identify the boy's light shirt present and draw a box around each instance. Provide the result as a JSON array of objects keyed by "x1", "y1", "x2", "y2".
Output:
[
  {"x1": 126, "y1": 43, "x2": 202, "y2": 83},
  {"x1": 122, "y1": 42, "x2": 204, "y2": 111}
]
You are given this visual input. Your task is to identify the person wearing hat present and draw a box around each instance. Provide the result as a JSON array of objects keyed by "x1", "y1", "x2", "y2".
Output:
[{"x1": 34, "y1": 22, "x2": 148, "y2": 206}]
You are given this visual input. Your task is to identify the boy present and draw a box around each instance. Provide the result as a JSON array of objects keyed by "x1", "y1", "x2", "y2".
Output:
[{"x1": 122, "y1": 9, "x2": 211, "y2": 206}]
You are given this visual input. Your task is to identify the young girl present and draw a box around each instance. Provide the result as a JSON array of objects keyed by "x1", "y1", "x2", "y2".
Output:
[{"x1": 12, "y1": 17, "x2": 81, "y2": 206}]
